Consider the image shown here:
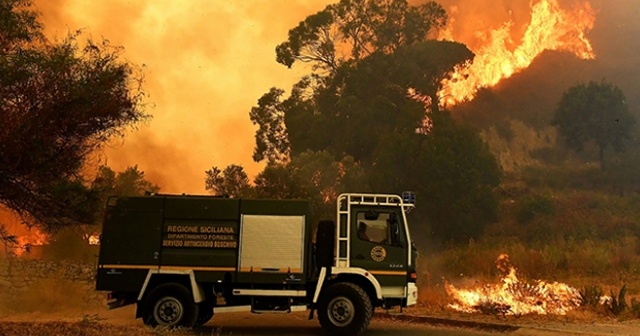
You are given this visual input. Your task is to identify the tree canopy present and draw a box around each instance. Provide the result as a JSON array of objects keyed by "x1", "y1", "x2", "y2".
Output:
[
  {"x1": 552, "y1": 81, "x2": 636, "y2": 170},
  {"x1": 242, "y1": 0, "x2": 501, "y2": 244},
  {"x1": 92, "y1": 165, "x2": 160, "y2": 200},
  {"x1": 0, "y1": 0, "x2": 148, "y2": 235},
  {"x1": 276, "y1": 0, "x2": 447, "y2": 73},
  {"x1": 204, "y1": 164, "x2": 251, "y2": 198}
]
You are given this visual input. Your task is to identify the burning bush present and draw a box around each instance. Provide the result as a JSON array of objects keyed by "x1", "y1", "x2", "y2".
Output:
[{"x1": 445, "y1": 254, "x2": 582, "y2": 316}]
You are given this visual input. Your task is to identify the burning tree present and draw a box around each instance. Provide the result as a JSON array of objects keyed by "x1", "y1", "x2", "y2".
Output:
[{"x1": 0, "y1": 0, "x2": 148, "y2": 244}]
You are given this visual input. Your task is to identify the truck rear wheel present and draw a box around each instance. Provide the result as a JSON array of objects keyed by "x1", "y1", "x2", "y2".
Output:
[
  {"x1": 194, "y1": 299, "x2": 215, "y2": 326},
  {"x1": 317, "y1": 282, "x2": 372, "y2": 336},
  {"x1": 143, "y1": 283, "x2": 199, "y2": 328}
]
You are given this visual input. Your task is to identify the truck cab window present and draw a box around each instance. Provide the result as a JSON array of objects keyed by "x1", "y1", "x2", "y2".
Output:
[{"x1": 356, "y1": 211, "x2": 402, "y2": 246}]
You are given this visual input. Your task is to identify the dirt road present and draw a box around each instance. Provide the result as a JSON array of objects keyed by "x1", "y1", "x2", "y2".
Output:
[{"x1": 2, "y1": 305, "x2": 640, "y2": 336}]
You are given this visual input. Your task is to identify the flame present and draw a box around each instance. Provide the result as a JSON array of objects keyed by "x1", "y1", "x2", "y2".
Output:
[
  {"x1": 14, "y1": 229, "x2": 48, "y2": 256},
  {"x1": 445, "y1": 254, "x2": 582, "y2": 315},
  {"x1": 439, "y1": 0, "x2": 596, "y2": 105},
  {"x1": 88, "y1": 234, "x2": 100, "y2": 245}
]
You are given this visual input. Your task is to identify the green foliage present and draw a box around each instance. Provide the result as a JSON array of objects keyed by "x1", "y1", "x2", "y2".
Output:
[
  {"x1": 249, "y1": 87, "x2": 290, "y2": 164},
  {"x1": 0, "y1": 0, "x2": 147, "y2": 237},
  {"x1": 210, "y1": 151, "x2": 368, "y2": 224},
  {"x1": 579, "y1": 285, "x2": 604, "y2": 308},
  {"x1": 516, "y1": 194, "x2": 555, "y2": 224},
  {"x1": 253, "y1": 164, "x2": 298, "y2": 199},
  {"x1": 256, "y1": 40, "x2": 475, "y2": 166},
  {"x1": 32, "y1": 165, "x2": 158, "y2": 260},
  {"x1": 248, "y1": 1, "x2": 499, "y2": 245},
  {"x1": 204, "y1": 164, "x2": 251, "y2": 198},
  {"x1": 372, "y1": 111, "x2": 501, "y2": 243},
  {"x1": 92, "y1": 165, "x2": 159, "y2": 198},
  {"x1": 552, "y1": 81, "x2": 636, "y2": 170}
]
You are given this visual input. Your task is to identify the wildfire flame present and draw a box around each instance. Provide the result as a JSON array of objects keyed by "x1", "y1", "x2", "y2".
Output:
[
  {"x1": 439, "y1": 0, "x2": 596, "y2": 105},
  {"x1": 88, "y1": 234, "x2": 100, "y2": 245},
  {"x1": 14, "y1": 229, "x2": 48, "y2": 256},
  {"x1": 445, "y1": 254, "x2": 582, "y2": 315}
]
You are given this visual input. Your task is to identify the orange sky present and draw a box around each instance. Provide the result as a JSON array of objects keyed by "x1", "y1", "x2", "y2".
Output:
[
  {"x1": 34, "y1": 0, "x2": 335, "y2": 194},
  {"x1": 30, "y1": 0, "x2": 605, "y2": 194}
]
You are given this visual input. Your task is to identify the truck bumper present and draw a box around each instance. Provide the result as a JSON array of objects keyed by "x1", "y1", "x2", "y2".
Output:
[{"x1": 406, "y1": 282, "x2": 418, "y2": 306}]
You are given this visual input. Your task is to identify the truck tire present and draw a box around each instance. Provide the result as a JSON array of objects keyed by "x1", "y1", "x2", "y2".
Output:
[
  {"x1": 316, "y1": 220, "x2": 335, "y2": 271},
  {"x1": 142, "y1": 283, "x2": 199, "y2": 328},
  {"x1": 317, "y1": 282, "x2": 373, "y2": 336},
  {"x1": 194, "y1": 299, "x2": 215, "y2": 326}
]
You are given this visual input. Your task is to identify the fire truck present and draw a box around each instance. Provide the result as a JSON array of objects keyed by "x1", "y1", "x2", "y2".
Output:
[{"x1": 96, "y1": 193, "x2": 418, "y2": 335}]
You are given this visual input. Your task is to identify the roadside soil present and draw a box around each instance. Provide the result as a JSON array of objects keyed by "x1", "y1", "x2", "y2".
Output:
[{"x1": 2, "y1": 303, "x2": 640, "y2": 336}]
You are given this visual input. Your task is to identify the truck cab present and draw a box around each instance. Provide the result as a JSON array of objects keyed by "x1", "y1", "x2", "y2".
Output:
[
  {"x1": 340, "y1": 194, "x2": 418, "y2": 307},
  {"x1": 95, "y1": 192, "x2": 417, "y2": 336}
]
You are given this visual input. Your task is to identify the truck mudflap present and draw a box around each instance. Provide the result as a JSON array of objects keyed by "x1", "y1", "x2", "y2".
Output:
[
  {"x1": 106, "y1": 291, "x2": 136, "y2": 310},
  {"x1": 406, "y1": 282, "x2": 418, "y2": 306}
]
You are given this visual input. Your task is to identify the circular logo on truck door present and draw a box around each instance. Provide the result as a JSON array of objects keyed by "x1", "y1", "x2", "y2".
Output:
[{"x1": 371, "y1": 246, "x2": 387, "y2": 262}]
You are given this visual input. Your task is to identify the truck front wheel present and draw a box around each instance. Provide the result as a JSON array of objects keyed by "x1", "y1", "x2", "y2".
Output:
[
  {"x1": 142, "y1": 283, "x2": 199, "y2": 328},
  {"x1": 317, "y1": 282, "x2": 373, "y2": 336}
]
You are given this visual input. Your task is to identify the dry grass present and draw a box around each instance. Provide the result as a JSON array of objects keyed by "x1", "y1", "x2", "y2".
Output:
[
  {"x1": 0, "y1": 278, "x2": 102, "y2": 314},
  {"x1": 0, "y1": 322, "x2": 196, "y2": 336},
  {"x1": 0, "y1": 322, "x2": 153, "y2": 336}
]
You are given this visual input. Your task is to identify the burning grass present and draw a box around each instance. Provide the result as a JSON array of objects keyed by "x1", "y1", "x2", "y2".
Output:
[
  {"x1": 445, "y1": 254, "x2": 582, "y2": 316},
  {"x1": 416, "y1": 251, "x2": 640, "y2": 322}
]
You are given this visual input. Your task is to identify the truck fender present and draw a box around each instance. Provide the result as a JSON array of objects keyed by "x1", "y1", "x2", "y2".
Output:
[
  {"x1": 313, "y1": 267, "x2": 382, "y2": 303},
  {"x1": 137, "y1": 269, "x2": 205, "y2": 304}
]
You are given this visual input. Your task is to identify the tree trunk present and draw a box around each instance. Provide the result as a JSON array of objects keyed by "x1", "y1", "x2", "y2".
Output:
[{"x1": 429, "y1": 91, "x2": 440, "y2": 114}]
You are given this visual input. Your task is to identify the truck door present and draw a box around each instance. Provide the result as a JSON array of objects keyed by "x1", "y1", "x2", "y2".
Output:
[{"x1": 349, "y1": 208, "x2": 408, "y2": 287}]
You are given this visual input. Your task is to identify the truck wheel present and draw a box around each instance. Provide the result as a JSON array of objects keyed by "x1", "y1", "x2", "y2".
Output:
[
  {"x1": 194, "y1": 299, "x2": 215, "y2": 326},
  {"x1": 143, "y1": 283, "x2": 199, "y2": 328},
  {"x1": 317, "y1": 282, "x2": 372, "y2": 336}
]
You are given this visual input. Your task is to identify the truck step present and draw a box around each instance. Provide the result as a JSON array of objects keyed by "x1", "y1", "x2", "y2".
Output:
[
  {"x1": 212, "y1": 305, "x2": 307, "y2": 314},
  {"x1": 252, "y1": 305, "x2": 307, "y2": 314}
]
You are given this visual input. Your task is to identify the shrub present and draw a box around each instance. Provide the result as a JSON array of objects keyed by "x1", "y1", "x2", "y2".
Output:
[
  {"x1": 517, "y1": 195, "x2": 555, "y2": 224},
  {"x1": 608, "y1": 285, "x2": 627, "y2": 316},
  {"x1": 579, "y1": 285, "x2": 604, "y2": 308},
  {"x1": 631, "y1": 298, "x2": 640, "y2": 318}
]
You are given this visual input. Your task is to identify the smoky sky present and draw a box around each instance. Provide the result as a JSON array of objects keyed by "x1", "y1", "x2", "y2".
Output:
[
  {"x1": 32, "y1": 0, "x2": 640, "y2": 193},
  {"x1": 34, "y1": 0, "x2": 335, "y2": 193}
]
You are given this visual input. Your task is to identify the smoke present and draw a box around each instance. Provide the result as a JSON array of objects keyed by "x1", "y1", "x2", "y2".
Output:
[
  {"x1": 30, "y1": 1, "x2": 640, "y2": 192},
  {"x1": 34, "y1": 0, "x2": 334, "y2": 193}
]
